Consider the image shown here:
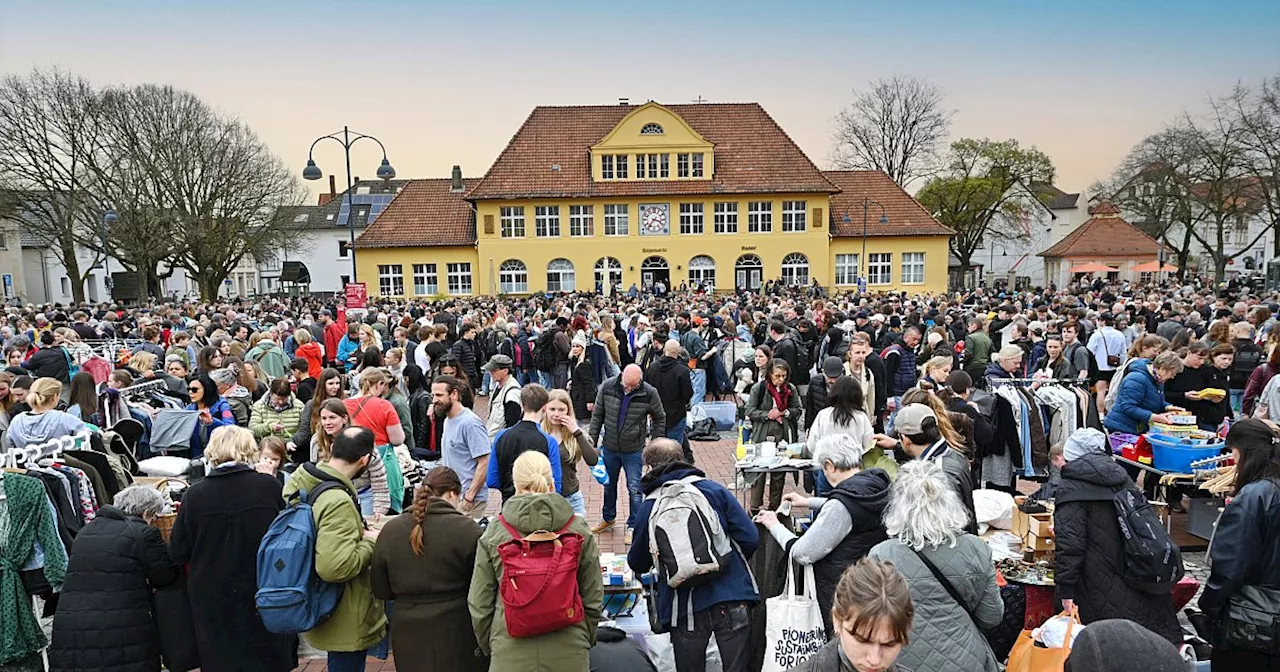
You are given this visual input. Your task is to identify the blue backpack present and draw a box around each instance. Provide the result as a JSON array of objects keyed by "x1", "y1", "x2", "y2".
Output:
[{"x1": 255, "y1": 464, "x2": 350, "y2": 634}]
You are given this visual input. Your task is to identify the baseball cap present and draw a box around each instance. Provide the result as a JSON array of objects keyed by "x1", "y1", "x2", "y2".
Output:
[
  {"x1": 894, "y1": 404, "x2": 936, "y2": 436},
  {"x1": 482, "y1": 354, "x2": 513, "y2": 372},
  {"x1": 822, "y1": 356, "x2": 844, "y2": 378}
]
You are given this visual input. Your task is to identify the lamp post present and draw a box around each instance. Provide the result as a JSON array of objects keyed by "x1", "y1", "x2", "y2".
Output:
[
  {"x1": 843, "y1": 198, "x2": 888, "y2": 287},
  {"x1": 102, "y1": 208, "x2": 118, "y2": 299},
  {"x1": 302, "y1": 127, "x2": 396, "y2": 283}
]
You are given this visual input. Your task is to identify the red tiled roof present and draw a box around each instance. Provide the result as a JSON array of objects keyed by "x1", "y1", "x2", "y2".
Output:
[
  {"x1": 354, "y1": 178, "x2": 477, "y2": 248},
  {"x1": 465, "y1": 103, "x2": 838, "y2": 200},
  {"x1": 1088, "y1": 201, "x2": 1120, "y2": 215},
  {"x1": 1039, "y1": 211, "x2": 1163, "y2": 258},
  {"x1": 823, "y1": 171, "x2": 955, "y2": 237}
]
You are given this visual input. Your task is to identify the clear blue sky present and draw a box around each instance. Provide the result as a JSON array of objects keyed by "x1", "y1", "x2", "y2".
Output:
[{"x1": 2, "y1": 0, "x2": 1277, "y2": 193}]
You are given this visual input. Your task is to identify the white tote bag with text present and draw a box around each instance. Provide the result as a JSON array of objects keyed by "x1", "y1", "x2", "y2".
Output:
[{"x1": 762, "y1": 556, "x2": 826, "y2": 672}]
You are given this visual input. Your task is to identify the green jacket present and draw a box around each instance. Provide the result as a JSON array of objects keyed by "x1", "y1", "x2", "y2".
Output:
[
  {"x1": 282, "y1": 464, "x2": 386, "y2": 652},
  {"x1": 468, "y1": 492, "x2": 603, "y2": 672},
  {"x1": 247, "y1": 341, "x2": 290, "y2": 381},
  {"x1": 1, "y1": 472, "x2": 68, "y2": 664},
  {"x1": 250, "y1": 394, "x2": 303, "y2": 440}
]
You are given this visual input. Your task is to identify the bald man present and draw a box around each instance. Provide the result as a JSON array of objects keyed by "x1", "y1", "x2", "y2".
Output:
[
  {"x1": 590, "y1": 363, "x2": 667, "y2": 545},
  {"x1": 645, "y1": 339, "x2": 695, "y2": 462}
]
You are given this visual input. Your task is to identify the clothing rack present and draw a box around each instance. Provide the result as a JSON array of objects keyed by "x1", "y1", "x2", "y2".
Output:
[
  {"x1": 2, "y1": 430, "x2": 92, "y2": 469},
  {"x1": 988, "y1": 377, "x2": 1092, "y2": 387},
  {"x1": 119, "y1": 379, "x2": 168, "y2": 399}
]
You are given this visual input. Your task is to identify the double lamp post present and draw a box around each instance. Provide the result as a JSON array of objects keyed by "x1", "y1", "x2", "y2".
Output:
[
  {"x1": 843, "y1": 198, "x2": 889, "y2": 290},
  {"x1": 302, "y1": 127, "x2": 396, "y2": 284}
]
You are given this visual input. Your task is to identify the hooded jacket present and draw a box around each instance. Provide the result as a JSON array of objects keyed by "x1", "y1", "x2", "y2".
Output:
[
  {"x1": 249, "y1": 393, "x2": 303, "y2": 440},
  {"x1": 1053, "y1": 452, "x2": 1182, "y2": 644},
  {"x1": 808, "y1": 469, "x2": 891, "y2": 637},
  {"x1": 645, "y1": 355, "x2": 693, "y2": 431},
  {"x1": 468, "y1": 492, "x2": 603, "y2": 672},
  {"x1": 1104, "y1": 359, "x2": 1167, "y2": 435},
  {"x1": 627, "y1": 462, "x2": 760, "y2": 630},
  {"x1": 246, "y1": 340, "x2": 289, "y2": 381},
  {"x1": 294, "y1": 341, "x2": 325, "y2": 379},
  {"x1": 4, "y1": 409, "x2": 85, "y2": 449}
]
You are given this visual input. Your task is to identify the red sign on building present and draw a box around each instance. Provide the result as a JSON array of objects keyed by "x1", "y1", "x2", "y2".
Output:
[{"x1": 344, "y1": 282, "x2": 367, "y2": 310}]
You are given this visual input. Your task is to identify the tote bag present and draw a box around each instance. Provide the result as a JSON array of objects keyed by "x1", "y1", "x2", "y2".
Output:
[
  {"x1": 1006, "y1": 609, "x2": 1081, "y2": 672},
  {"x1": 762, "y1": 557, "x2": 825, "y2": 672}
]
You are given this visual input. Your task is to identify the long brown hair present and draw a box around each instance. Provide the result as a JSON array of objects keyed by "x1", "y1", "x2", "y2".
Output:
[
  {"x1": 0, "y1": 371, "x2": 14, "y2": 415},
  {"x1": 410, "y1": 467, "x2": 463, "y2": 556},
  {"x1": 541, "y1": 389, "x2": 578, "y2": 461},
  {"x1": 314, "y1": 398, "x2": 349, "y2": 460},
  {"x1": 899, "y1": 388, "x2": 967, "y2": 456},
  {"x1": 310, "y1": 368, "x2": 346, "y2": 436}
]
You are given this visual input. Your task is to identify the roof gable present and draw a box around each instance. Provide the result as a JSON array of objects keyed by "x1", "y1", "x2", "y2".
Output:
[
  {"x1": 823, "y1": 170, "x2": 954, "y2": 238},
  {"x1": 354, "y1": 178, "x2": 477, "y2": 249},
  {"x1": 1038, "y1": 209, "x2": 1163, "y2": 258},
  {"x1": 591, "y1": 101, "x2": 711, "y2": 152}
]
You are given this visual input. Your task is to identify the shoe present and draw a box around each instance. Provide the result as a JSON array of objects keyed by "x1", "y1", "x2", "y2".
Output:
[
  {"x1": 625, "y1": 527, "x2": 633, "y2": 545},
  {"x1": 591, "y1": 520, "x2": 615, "y2": 535}
]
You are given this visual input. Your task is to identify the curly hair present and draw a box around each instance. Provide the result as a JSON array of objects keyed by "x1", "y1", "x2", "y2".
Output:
[{"x1": 883, "y1": 459, "x2": 969, "y2": 551}]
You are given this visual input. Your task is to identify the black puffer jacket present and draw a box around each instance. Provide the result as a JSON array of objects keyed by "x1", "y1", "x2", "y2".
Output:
[
  {"x1": 1053, "y1": 452, "x2": 1182, "y2": 644},
  {"x1": 644, "y1": 355, "x2": 693, "y2": 431},
  {"x1": 49, "y1": 506, "x2": 180, "y2": 672},
  {"x1": 811, "y1": 469, "x2": 890, "y2": 637},
  {"x1": 588, "y1": 375, "x2": 665, "y2": 453},
  {"x1": 23, "y1": 345, "x2": 70, "y2": 383}
]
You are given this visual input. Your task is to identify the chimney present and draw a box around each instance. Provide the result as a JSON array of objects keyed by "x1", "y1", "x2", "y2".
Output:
[
  {"x1": 450, "y1": 165, "x2": 463, "y2": 192},
  {"x1": 619, "y1": 97, "x2": 629, "y2": 106},
  {"x1": 329, "y1": 175, "x2": 336, "y2": 199}
]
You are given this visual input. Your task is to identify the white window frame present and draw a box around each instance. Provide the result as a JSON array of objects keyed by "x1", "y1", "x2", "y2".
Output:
[
  {"x1": 688, "y1": 255, "x2": 716, "y2": 288},
  {"x1": 901, "y1": 252, "x2": 925, "y2": 284},
  {"x1": 498, "y1": 259, "x2": 528, "y2": 294},
  {"x1": 640, "y1": 123, "x2": 664, "y2": 135},
  {"x1": 378, "y1": 264, "x2": 404, "y2": 297},
  {"x1": 615, "y1": 154, "x2": 628, "y2": 179},
  {"x1": 679, "y1": 203, "x2": 704, "y2": 235},
  {"x1": 546, "y1": 258, "x2": 576, "y2": 292},
  {"x1": 412, "y1": 263, "x2": 438, "y2": 295},
  {"x1": 659, "y1": 154, "x2": 669, "y2": 178},
  {"x1": 781, "y1": 200, "x2": 807, "y2": 232},
  {"x1": 691, "y1": 153, "x2": 704, "y2": 178},
  {"x1": 834, "y1": 254, "x2": 859, "y2": 285},
  {"x1": 677, "y1": 153, "x2": 690, "y2": 178},
  {"x1": 648, "y1": 154, "x2": 659, "y2": 179},
  {"x1": 747, "y1": 201, "x2": 772, "y2": 233},
  {"x1": 713, "y1": 202, "x2": 738, "y2": 234},
  {"x1": 534, "y1": 205, "x2": 560, "y2": 238},
  {"x1": 868, "y1": 253, "x2": 892, "y2": 285},
  {"x1": 500, "y1": 206, "x2": 525, "y2": 238},
  {"x1": 604, "y1": 204, "x2": 629, "y2": 236},
  {"x1": 569, "y1": 205, "x2": 594, "y2": 237},
  {"x1": 447, "y1": 262, "x2": 472, "y2": 295},
  {"x1": 337, "y1": 240, "x2": 348, "y2": 258},
  {"x1": 595, "y1": 257, "x2": 622, "y2": 290},
  {"x1": 780, "y1": 253, "x2": 809, "y2": 286},
  {"x1": 635, "y1": 154, "x2": 647, "y2": 179},
  {"x1": 601, "y1": 155, "x2": 614, "y2": 180}
]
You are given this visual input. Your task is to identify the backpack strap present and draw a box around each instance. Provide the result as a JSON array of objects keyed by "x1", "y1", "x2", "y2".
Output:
[{"x1": 298, "y1": 462, "x2": 364, "y2": 525}]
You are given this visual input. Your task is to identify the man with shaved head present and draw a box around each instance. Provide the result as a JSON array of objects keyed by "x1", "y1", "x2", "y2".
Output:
[
  {"x1": 590, "y1": 363, "x2": 666, "y2": 545},
  {"x1": 646, "y1": 339, "x2": 695, "y2": 462}
]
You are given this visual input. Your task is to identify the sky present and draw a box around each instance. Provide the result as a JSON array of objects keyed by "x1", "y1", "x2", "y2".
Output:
[{"x1": 2, "y1": 0, "x2": 1278, "y2": 197}]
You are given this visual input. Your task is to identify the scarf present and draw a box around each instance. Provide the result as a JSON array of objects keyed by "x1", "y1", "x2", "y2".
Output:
[{"x1": 767, "y1": 381, "x2": 791, "y2": 415}]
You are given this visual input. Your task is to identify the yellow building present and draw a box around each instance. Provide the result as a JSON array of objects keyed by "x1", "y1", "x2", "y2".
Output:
[{"x1": 355, "y1": 102, "x2": 952, "y2": 296}]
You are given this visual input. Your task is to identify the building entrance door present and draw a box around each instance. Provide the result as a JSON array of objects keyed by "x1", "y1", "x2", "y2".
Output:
[
  {"x1": 735, "y1": 254, "x2": 763, "y2": 291},
  {"x1": 642, "y1": 256, "x2": 669, "y2": 291}
]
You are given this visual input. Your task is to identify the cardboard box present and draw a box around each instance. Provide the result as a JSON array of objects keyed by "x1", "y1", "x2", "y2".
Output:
[
  {"x1": 1028, "y1": 514, "x2": 1053, "y2": 539},
  {"x1": 1026, "y1": 530, "x2": 1056, "y2": 552},
  {"x1": 1011, "y1": 497, "x2": 1030, "y2": 539}
]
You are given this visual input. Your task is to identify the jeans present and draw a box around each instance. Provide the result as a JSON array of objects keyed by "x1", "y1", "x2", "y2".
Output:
[
  {"x1": 358, "y1": 488, "x2": 373, "y2": 516},
  {"x1": 690, "y1": 368, "x2": 707, "y2": 405},
  {"x1": 566, "y1": 490, "x2": 586, "y2": 517},
  {"x1": 670, "y1": 601, "x2": 752, "y2": 672},
  {"x1": 516, "y1": 370, "x2": 533, "y2": 386},
  {"x1": 885, "y1": 395, "x2": 903, "y2": 433},
  {"x1": 1230, "y1": 389, "x2": 1244, "y2": 417},
  {"x1": 326, "y1": 649, "x2": 368, "y2": 672},
  {"x1": 480, "y1": 371, "x2": 493, "y2": 394},
  {"x1": 602, "y1": 449, "x2": 643, "y2": 528},
  {"x1": 538, "y1": 370, "x2": 554, "y2": 389},
  {"x1": 813, "y1": 468, "x2": 832, "y2": 496},
  {"x1": 666, "y1": 417, "x2": 688, "y2": 445}
]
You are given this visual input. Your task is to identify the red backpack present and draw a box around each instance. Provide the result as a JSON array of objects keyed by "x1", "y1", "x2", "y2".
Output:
[{"x1": 496, "y1": 515, "x2": 585, "y2": 638}]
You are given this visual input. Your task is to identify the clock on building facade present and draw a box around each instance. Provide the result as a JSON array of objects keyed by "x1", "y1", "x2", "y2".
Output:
[{"x1": 639, "y1": 203, "x2": 670, "y2": 236}]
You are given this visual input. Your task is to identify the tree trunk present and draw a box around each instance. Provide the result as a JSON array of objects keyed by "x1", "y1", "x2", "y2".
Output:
[
  {"x1": 59, "y1": 239, "x2": 86, "y2": 304},
  {"x1": 1215, "y1": 257, "x2": 1228, "y2": 283}
]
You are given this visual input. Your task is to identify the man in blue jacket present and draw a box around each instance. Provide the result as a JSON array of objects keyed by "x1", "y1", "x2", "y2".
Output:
[{"x1": 628, "y1": 439, "x2": 759, "y2": 672}]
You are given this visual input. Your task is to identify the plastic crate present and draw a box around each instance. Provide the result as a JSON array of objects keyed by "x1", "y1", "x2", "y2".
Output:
[
  {"x1": 692, "y1": 401, "x2": 737, "y2": 431},
  {"x1": 1146, "y1": 433, "x2": 1224, "y2": 474}
]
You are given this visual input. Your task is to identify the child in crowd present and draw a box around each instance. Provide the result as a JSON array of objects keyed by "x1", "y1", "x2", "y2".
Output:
[{"x1": 257, "y1": 435, "x2": 288, "y2": 485}]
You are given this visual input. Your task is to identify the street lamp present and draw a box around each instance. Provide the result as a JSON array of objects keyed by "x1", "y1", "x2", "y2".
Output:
[
  {"x1": 102, "y1": 208, "x2": 118, "y2": 299},
  {"x1": 302, "y1": 127, "x2": 396, "y2": 283},
  {"x1": 842, "y1": 198, "x2": 889, "y2": 288}
]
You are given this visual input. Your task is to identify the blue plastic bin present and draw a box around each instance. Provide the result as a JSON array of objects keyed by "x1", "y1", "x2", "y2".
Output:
[
  {"x1": 694, "y1": 401, "x2": 737, "y2": 431},
  {"x1": 1146, "y1": 433, "x2": 1223, "y2": 474}
]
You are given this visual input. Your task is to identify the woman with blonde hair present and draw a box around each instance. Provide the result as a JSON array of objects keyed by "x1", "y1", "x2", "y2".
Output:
[
  {"x1": 372, "y1": 467, "x2": 485, "y2": 671},
  {"x1": 169, "y1": 424, "x2": 292, "y2": 671},
  {"x1": 919, "y1": 355, "x2": 953, "y2": 391},
  {"x1": 4, "y1": 377, "x2": 85, "y2": 449},
  {"x1": 899, "y1": 388, "x2": 968, "y2": 457},
  {"x1": 469, "y1": 450, "x2": 603, "y2": 672},
  {"x1": 869, "y1": 460, "x2": 1003, "y2": 672},
  {"x1": 541, "y1": 388, "x2": 600, "y2": 516}
]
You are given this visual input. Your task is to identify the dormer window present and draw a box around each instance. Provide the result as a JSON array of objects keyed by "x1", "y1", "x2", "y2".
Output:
[{"x1": 640, "y1": 123, "x2": 664, "y2": 135}]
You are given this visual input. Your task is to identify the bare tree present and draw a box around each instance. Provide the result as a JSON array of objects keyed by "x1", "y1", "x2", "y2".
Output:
[
  {"x1": 1183, "y1": 99, "x2": 1265, "y2": 280},
  {"x1": 1228, "y1": 76, "x2": 1280, "y2": 256},
  {"x1": 830, "y1": 75, "x2": 953, "y2": 188}
]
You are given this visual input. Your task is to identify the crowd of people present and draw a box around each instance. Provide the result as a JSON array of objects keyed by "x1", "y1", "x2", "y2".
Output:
[{"x1": 1, "y1": 276, "x2": 1279, "y2": 671}]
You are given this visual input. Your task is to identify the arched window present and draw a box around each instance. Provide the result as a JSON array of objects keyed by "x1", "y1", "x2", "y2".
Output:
[
  {"x1": 780, "y1": 253, "x2": 809, "y2": 286},
  {"x1": 640, "y1": 123, "x2": 664, "y2": 135},
  {"x1": 594, "y1": 257, "x2": 622, "y2": 291},
  {"x1": 735, "y1": 254, "x2": 763, "y2": 291},
  {"x1": 688, "y1": 255, "x2": 716, "y2": 290},
  {"x1": 498, "y1": 259, "x2": 528, "y2": 293},
  {"x1": 546, "y1": 258, "x2": 576, "y2": 293}
]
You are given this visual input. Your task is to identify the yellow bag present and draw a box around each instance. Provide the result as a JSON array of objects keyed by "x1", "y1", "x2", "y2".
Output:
[{"x1": 1006, "y1": 610, "x2": 1081, "y2": 672}]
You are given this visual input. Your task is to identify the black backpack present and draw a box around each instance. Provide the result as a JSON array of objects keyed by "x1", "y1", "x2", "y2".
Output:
[
  {"x1": 1113, "y1": 487, "x2": 1184, "y2": 593},
  {"x1": 534, "y1": 329, "x2": 558, "y2": 372},
  {"x1": 789, "y1": 334, "x2": 812, "y2": 384}
]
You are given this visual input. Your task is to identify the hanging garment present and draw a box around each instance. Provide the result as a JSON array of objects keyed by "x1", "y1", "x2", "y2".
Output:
[
  {"x1": 149, "y1": 409, "x2": 201, "y2": 456},
  {"x1": 0, "y1": 472, "x2": 70, "y2": 666}
]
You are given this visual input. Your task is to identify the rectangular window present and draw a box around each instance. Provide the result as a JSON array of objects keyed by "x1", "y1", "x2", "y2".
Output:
[
  {"x1": 691, "y1": 153, "x2": 704, "y2": 177},
  {"x1": 713, "y1": 202, "x2": 738, "y2": 234},
  {"x1": 535, "y1": 205, "x2": 560, "y2": 237},
  {"x1": 635, "y1": 154, "x2": 647, "y2": 179},
  {"x1": 782, "y1": 200, "x2": 807, "y2": 232},
  {"x1": 679, "y1": 203, "x2": 704, "y2": 235},
  {"x1": 60, "y1": 276, "x2": 71, "y2": 296},
  {"x1": 378, "y1": 264, "x2": 404, "y2": 297},
  {"x1": 834, "y1": 254, "x2": 859, "y2": 285},
  {"x1": 446, "y1": 262, "x2": 472, "y2": 295},
  {"x1": 648, "y1": 154, "x2": 659, "y2": 179},
  {"x1": 500, "y1": 206, "x2": 525, "y2": 238},
  {"x1": 412, "y1": 263, "x2": 438, "y2": 295},
  {"x1": 677, "y1": 153, "x2": 690, "y2": 178},
  {"x1": 604, "y1": 204, "x2": 629, "y2": 236},
  {"x1": 569, "y1": 205, "x2": 594, "y2": 237},
  {"x1": 901, "y1": 252, "x2": 925, "y2": 284},
  {"x1": 601, "y1": 155, "x2": 614, "y2": 180},
  {"x1": 659, "y1": 154, "x2": 669, "y2": 178},
  {"x1": 868, "y1": 253, "x2": 892, "y2": 285},
  {"x1": 615, "y1": 154, "x2": 628, "y2": 179},
  {"x1": 337, "y1": 240, "x2": 348, "y2": 257},
  {"x1": 747, "y1": 201, "x2": 772, "y2": 233}
]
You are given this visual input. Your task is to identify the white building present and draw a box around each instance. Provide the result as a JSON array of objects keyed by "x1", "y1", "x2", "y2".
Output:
[{"x1": 970, "y1": 183, "x2": 1090, "y2": 288}]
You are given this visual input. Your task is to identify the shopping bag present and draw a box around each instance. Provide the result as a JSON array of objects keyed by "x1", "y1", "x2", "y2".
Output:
[
  {"x1": 591, "y1": 460, "x2": 609, "y2": 486},
  {"x1": 1006, "y1": 609, "x2": 1082, "y2": 672},
  {"x1": 762, "y1": 558, "x2": 825, "y2": 672}
]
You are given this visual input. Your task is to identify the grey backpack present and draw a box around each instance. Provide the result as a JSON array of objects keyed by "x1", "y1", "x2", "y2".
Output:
[{"x1": 646, "y1": 475, "x2": 732, "y2": 588}]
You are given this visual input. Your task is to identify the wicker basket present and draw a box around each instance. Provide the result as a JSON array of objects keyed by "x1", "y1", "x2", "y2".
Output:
[{"x1": 142, "y1": 477, "x2": 187, "y2": 542}]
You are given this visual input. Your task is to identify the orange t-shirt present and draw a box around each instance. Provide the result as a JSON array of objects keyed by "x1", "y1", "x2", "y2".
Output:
[{"x1": 344, "y1": 396, "x2": 401, "y2": 446}]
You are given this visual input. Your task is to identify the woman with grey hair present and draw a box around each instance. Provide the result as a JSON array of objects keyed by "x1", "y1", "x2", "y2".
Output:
[
  {"x1": 50, "y1": 486, "x2": 180, "y2": 671},
  {"x1": 868, "y1": 460, "x2": 1003, "y2": 672},
  {"x1": 754, "y1": 433, "x2": 891, "y2": 637}
]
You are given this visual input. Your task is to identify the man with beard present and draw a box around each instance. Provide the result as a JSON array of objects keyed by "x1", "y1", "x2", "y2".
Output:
[{"x1": 433, "y1": 374, "x2": 491, "y2": 520}]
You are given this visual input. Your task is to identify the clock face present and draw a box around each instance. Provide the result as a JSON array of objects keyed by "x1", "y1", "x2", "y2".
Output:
[{"x1": 639, "y1": 204, "x2": 669, "y2": 235}]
